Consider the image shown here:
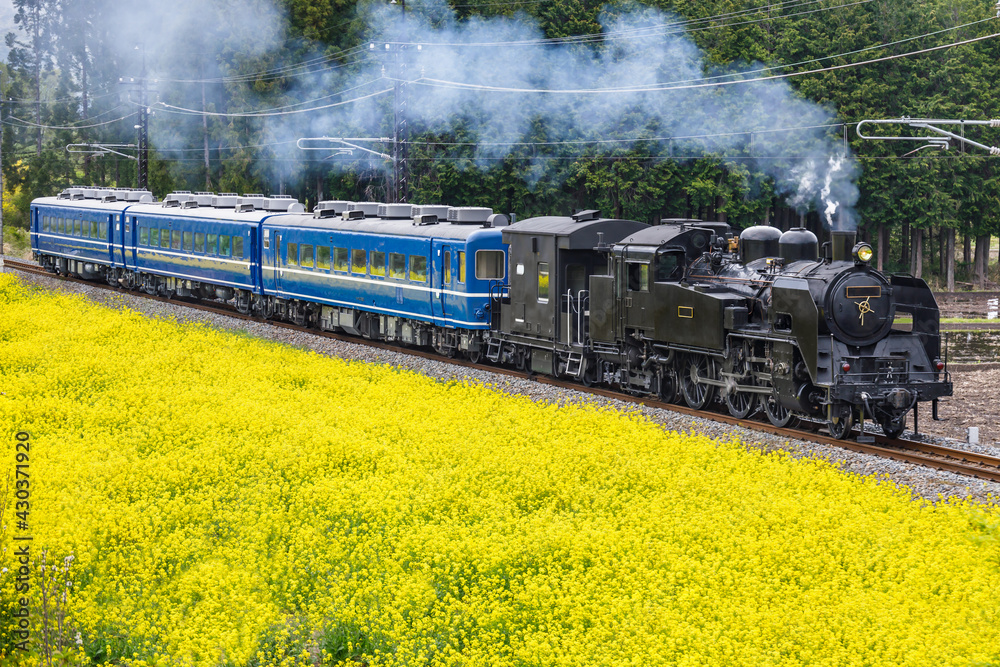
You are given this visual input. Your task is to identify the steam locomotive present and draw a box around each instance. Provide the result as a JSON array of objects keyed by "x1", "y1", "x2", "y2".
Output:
[{"x1": 29, "y1": 187, "x2": 951, "y2": 440}]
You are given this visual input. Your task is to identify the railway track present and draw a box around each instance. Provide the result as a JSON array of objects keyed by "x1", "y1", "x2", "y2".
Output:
[{"x1": 7, "y1": 258, "x2": 1000, "y2": 484}]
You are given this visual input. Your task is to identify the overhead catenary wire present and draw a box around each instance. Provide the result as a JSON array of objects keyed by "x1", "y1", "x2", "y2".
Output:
[
  {"x1": 404, "y1": 31, "x2": 1000, "y2": 94},
  {"x1": 5, "y1": 111, "x2": 138, "y2": 130},
  {"x1": 155, "y1": 86, "x2": 393, "y2": 118},
  {"x1": 154, "y1": 0, "x2": 870, "y2": 84}
]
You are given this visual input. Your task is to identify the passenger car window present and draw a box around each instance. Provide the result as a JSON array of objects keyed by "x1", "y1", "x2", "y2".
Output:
[
  {"x1": 74, "y1": 219, "x2": 82, "y2": 236},
  {"x1": 317, "y1": 246, "x2": 330, "y2": 270},
  {"x1": 233, "y1": 235, "x2": 244, "y2": 259},
  {"x1": 475, "y1": 250, "x2": 504, "y2": 280},
  {"x1": 183, "y1": 231, "x2": 193, "y2": 251},
  {"x1": 351, "y1": 249, "x2": 366, "y2": 274},
  {"x1": 99, "y1": 221, "x2": 108, "y2": 241},
  {"x1": 287, "y1": 242, "x2": 298, "y2": 266},
  {"x1": 90, "y1": 220, "x2": 99, "y2": 239},
  {"x1": 537, "y1": 262, "x2": 550, "y2": 302},
  {"x1": 171, "y1": 230, "x2": 182, "y2": 250},
  {"x1": 389, "y1": 253, "x2": 406, "y2": 279},
  {"x1": 206, "y1": 234, "x2": 217, "y2": 255},
  {"x1": 444, "y1": 250, "x2": 451, "y2": 284},
  {"x1": 194, "y1": 232, "x2": 206, "y2": 253},
  {"x1": 334, "y1": 247, "x2": 348, "y2": 272},
  {"x1": 409, "y1": 255, "x2": 427, "y2": 282},
  {"x1": 300, "y1": 244, "x2": 314, "y2": 268},
  {"x1": 161, "y1": 229, "x2": 172, "y2": 249},
  {"x1": 458, "y1": 252, "x2": 466, "y2": 283},
  {"x1": 219, "y1": 235, "x2": 231, "y2": 257},
  {"x1": 140, "y1": 226, "x2": 149, "y2": 246},
  {"x1": 371, "y1": 250, "x2": 385, "y2": 277},
  {"x1": 150, "y1": 228, "x2": 160, "y2": 247}
]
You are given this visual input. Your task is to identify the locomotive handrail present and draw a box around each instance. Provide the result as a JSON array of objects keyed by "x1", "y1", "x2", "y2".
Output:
[{"x1": 561, "y1": 289, "x2": 590, "y2": 346}]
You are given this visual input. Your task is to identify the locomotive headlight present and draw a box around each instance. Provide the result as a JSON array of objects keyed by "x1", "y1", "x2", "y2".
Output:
[{"x1": 853, "y1": 243, "x2": 874, "y2": 264}]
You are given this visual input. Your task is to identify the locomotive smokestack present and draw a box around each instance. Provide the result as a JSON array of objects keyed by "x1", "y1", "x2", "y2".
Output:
[{"x1": 831, "y1": 230, "x2": 856, "y2": 262}]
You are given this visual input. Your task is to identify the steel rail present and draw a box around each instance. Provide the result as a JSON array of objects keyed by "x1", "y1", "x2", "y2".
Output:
[{"x1": 7, "y1": 260, "x2": 1000, "y2": 483}]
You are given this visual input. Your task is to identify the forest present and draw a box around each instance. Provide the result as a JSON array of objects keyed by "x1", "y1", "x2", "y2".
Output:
[{"x1": 2, "y1": 0, "x2": 999, "y2": 290}]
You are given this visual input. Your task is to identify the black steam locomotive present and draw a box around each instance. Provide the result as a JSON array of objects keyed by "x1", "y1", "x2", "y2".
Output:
[{"x1": 489, "y1": 211, "x2": 951, "y2": 439}]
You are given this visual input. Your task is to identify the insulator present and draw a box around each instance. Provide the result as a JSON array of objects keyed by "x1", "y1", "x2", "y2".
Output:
[
  {"x1": 991, "y1": 119, "x2": 1000, "y2": 127},
  {"x1": 991, "y1": 146, "x2": 1000, "y2": 156}
]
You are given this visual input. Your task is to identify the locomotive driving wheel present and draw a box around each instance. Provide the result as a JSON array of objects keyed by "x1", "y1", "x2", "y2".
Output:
[
  {"x1": 762, "y1": 393, "x2": 797, "y2": 428},
  {"x1": 681, "y1": 354, "x2": 716, "y2": 410},
  {"x1": 724, "y1": 350, "x2": 757, "y2": 419},
  {"x1": 726, "y1": 389, "x2": 757, "y2": 420},
  {"x1": 827, "y1": 404, "x2": 855, "y2": 440}
]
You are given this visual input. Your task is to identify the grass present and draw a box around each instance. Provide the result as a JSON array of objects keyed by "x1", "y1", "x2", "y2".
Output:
[{"x1": 1, "y1": 225, "x2": 31, "y2": 257}]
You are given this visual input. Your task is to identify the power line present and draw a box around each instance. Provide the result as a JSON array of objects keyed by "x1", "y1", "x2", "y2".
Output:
[
  {"x1": 156, "y1": 87, "x2": 393, "y2": 118},
  {"x1": 155, "y1": 78, "x2": 385, "y2": 116},
  {"x1": 5, "y1": 111, "x2": 138, "y2": 130},
  {"x1": 406, "y1": 31, "x2": 1000, "y2": 94}
]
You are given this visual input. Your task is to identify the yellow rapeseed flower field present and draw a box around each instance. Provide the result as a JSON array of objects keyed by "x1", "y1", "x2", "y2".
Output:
[{"x1": 1, "y1": 272, "x2": 999, "y2": 667}]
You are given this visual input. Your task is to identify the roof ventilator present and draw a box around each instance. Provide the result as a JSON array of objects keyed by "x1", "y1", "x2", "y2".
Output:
[
  {"x1": 181, "y1": 200, "x2": 200, "y2": 209},
  {"x1": 236, "y1": 203, "x2": 256, "y2": 213},
  {"x1": 212, "y1": 194, "x2": 239, "y2": 208},
  {"x1": 348, "y1": 202, "x2": 380, "y2": 217},
  {"x1": 571, "y1": 209, "x2": 600, "y2": 222},
  {"x1": 412, "y1": 214, "x2": 439, "y2": 226},
  {"x1": 378, "y1": 203, "x2": 413, "y2": 219},
  {"x1": 447, "y1": 207, "x2": 492, "y2": 224},
  {"x1": 342, "y1": 209, "x2": 366, "y2": 221},
  {"x1": 314, "y1": 201, "x2": 351, "y2": 216}
]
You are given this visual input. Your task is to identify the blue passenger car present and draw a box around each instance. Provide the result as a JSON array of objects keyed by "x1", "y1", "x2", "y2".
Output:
[
  {"x1": 30, "y1": 188, "x2": 152, "y2": 281},
  {"x1": 260, "y1": 205, "x2": 508, "y2": 354}
]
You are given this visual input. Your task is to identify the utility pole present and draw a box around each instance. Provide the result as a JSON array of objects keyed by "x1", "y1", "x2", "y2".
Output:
[
  {"x1": 391, "y1": 0, "x2": 408, "y2": 203},
  {"x1": 137, "y1": 44, "x2": 149, "y2": 190},
  {"x1": 120, "y1": 44, "x2": 152, "y2": 190}
]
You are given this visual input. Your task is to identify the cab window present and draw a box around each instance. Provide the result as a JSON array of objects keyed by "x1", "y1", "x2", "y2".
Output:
[
  {"x1": 627, "y1": 263, "x2": 649, "y2": 292},
  {"x1": 655, "y1": 253, "x2": 683, "y2": 282}
]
